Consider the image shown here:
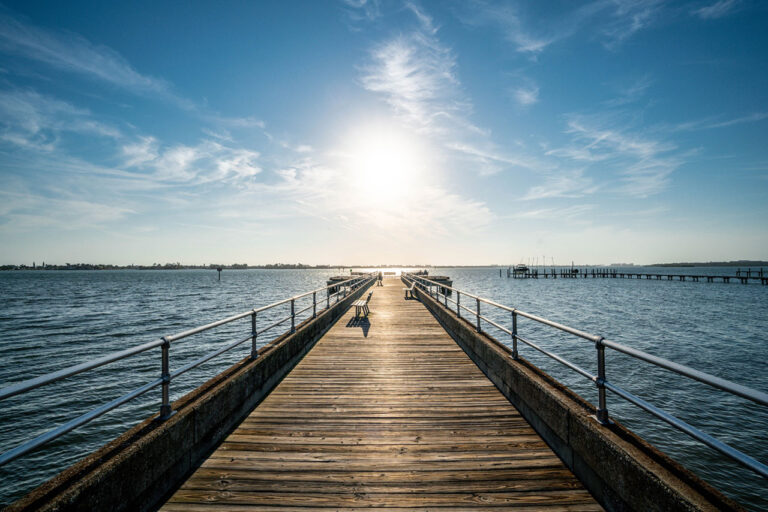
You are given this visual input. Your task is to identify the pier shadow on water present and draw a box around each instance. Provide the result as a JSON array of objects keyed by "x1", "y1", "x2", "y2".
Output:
[{"x1": 346, "y1": 317, "x2": 370, "y2": 337}]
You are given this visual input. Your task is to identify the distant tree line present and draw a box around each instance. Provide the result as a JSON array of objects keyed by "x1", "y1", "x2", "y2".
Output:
[
  {"x1": 0, "y1": 262, "x2": 344, "y2": 271},
  {"x1": 650, "y1": 260, "x2": 768, "y2": 267}
]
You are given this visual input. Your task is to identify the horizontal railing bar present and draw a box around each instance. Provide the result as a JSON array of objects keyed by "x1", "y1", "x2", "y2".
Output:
[
  {"x1": 516, "y1": 335, "x2": 597, "y2": 382},
  {"x1": 514, "y1": 310, "x2": 602, "y2": 343},
  {"x1": 256, "y1": 315, "x2": 293, "y2": 336},
  {"x1": 602, "y1": 339, "x2": 768, "y2": 407},
  {"x1": 0, "y1": 377, "x2": 163, "y2": 467},
  {"x1": 170, "y1": 335, "x2": 252, "y2": 380},
  {"x1": 477, "y1": 314, "x2": 512, "y2": 336},
  {"x1": 165, "y1": 311, "x2": 252, "y2": 343},
  {"x1": 295, "y1": 303, "x2": 314, "y2": 317},
  {"x1": 605, "y1": 382, "x2": 768, "y2": 479},
  {"x1": 0, "y1": 338, "x2": 165, "y2": 402}
]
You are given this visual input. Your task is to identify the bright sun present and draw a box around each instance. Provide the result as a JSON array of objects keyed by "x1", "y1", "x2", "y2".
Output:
[{"x1": 342, "y1": 123, "x2": 428, "y2": 205}]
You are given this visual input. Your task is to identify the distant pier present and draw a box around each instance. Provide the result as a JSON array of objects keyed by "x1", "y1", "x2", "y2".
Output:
[{"x1": 504, "y1": 266, "x2": 767, "y2": 285}]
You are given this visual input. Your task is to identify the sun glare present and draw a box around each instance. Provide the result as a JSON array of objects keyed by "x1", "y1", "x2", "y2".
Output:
[{"x1": 342, "y1": 124, "x2": 428, "y2": 206}]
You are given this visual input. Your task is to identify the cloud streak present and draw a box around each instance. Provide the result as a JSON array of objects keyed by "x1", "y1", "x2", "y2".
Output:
[
  {"x1": 121, "y1": 137, "x2": 261, "y2": 184},
  {"x1": 674, "y1": 111, "x2": 768, "y2": 131},
  {"x1": 0, "y1": 10, "x2": 181, "y2": 101},
  {"x1": 0, "y1": 88, "x2": 121, "y2": 150},
  {"x1": 560, "y1": 115, "x2": 682, "y2": 197},
  {"x1": 513, "y1": 85, "x2": 539, "y2": 106},
  {"x1": 456, "y1": 0, "x2": 668, "y2": 54},
  {"x1": 521, "y1": 169, "x2": 598, "y2": 200},
  {"x1": 692, "y1": 0, "x2": 740, "y2": 19}
]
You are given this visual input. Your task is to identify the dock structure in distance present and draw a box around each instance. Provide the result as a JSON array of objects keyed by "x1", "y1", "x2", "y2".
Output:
[{"x1": 505, "y1": 266, "x2": 768, "y2": 284}]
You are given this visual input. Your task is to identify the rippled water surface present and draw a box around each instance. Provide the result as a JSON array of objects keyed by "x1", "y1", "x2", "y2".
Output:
[{"x1": 0, "y1": 267, "x2": 766, "y2": 509}]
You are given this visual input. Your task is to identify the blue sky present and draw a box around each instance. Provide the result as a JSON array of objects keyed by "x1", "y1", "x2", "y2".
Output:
[{"x1": 0, "y1": 0, "x2": 766, "y2": 265}]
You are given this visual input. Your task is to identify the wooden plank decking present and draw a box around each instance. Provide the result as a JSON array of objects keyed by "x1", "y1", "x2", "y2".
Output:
[{"x1": 161, "y1": 279, "x2": 601, "y2": 511}]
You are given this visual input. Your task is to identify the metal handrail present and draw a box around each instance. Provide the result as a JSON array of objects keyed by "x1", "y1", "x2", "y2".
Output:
[
  {"x1": 403, "y1": 273, "x2": 768, "y2": 479},
  {"x1": 0, "y1": 273, "x2": 374, "y2": 467}
]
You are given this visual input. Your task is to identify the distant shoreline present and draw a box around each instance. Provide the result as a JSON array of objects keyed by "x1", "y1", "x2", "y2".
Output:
[
  {"x1": 648, "y1": 261, "x2": 768, "y2": 267},
  {"x1": 2, "y1": 260, "x2": 766, "y2": 271}
]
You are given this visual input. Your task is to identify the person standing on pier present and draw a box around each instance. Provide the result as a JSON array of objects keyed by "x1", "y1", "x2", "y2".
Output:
[{"x1": 377, "y1": 271, "x2": 383, "y2": 286}]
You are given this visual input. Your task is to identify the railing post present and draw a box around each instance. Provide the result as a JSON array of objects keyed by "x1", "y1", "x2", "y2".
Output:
[
  {"x1": 476, "y1": 298, "x2": 481, "y2": 333},
  {"x1": 595, "y1": 336, "x2": 609, "y2": 424},
  {"x1": 160, "y1": 336, "x2": 174, "y2": 420},
  {"x1": 457, "y1": 291, "x2": 461, "y2": 318},
  {"x1": 327, "y1": 289, "x2": 330, "y2": 309},
  {"x1": 250, "y1": 310, "x2": 258, "y2": 359},
  {"x1": 444, "y1": 288, "x2": 448, "y2": 308},
  {"x1": 312, "y1": 292, "x2": 317, "y2": 318},
  {"x1": 511, "y1": 310, "x2": 518, "y2": 360},
  {"x1": 290, "y1": 299, "x2": 295, "y2": 333}
]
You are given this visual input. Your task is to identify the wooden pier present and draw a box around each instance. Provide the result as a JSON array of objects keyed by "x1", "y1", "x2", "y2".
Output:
[{"x1": 161, "y1": 279, "x2": 600, "y2": 510}]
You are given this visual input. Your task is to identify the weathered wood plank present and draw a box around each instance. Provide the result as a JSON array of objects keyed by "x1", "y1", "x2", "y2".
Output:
[{"x1": 160, "y1": 279, "x2": 601, "y2": 510}]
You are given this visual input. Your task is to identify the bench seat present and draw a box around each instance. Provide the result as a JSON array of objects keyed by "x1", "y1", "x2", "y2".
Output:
[{"x1": 353, "y1": 292, "x2": 373, "y2": 317}]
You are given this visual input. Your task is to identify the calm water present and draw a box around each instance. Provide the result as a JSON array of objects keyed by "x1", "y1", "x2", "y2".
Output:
[{"x1": 0, "y1": 267, "x2": 766, "y2": 509}]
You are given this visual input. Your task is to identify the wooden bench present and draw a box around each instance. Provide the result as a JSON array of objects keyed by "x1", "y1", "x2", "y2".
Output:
[
  {"x1": 353, "y1": 292, "x2": 373, "y2": 318},
  {"x1": 403, "y1": 283, "x2": 416, "y2": 299}
]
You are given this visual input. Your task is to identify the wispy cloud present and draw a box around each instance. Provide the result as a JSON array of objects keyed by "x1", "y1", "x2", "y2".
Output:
[
  {"x1": 455, "y1": 0, "x2": 668, "y2": 55},
  {"x1": 122, "y1": 136, "x2": 158, "y2": 167},
  {"x1": 560, "y1": 115, "x2": 683, "y2": 197},
  {"x1": 404, "y1": 1, "x2": 438, "y2": 35},
  {"x1": 521, "y1": 169, "x2": 598, "y2": 200},
  {"x1": 0, "y1": 89, "x2": 121, "y2": 150},
  {"x1": 511, "y1": 204, "x2": 595, "y2": 220},
  {"x1": 454, "y1": 1, "x2": 555, "y2": 54},
  {"x1": 121, "y1": 137, "x2": 261, "y2": 184},
  {"x1": 692, "y1": 0, "x2": 740, "y2": 19},
  {"x1": 674, "y1": 111, "x2": 768, "y2": 131},
  {"x1": 360, "y1": 31, "x2": 463, "y2": 134},
  {"x1": 446, "y1": 141, "x2": 544, "y2": 176},
  {"x1": 603, "y1": 75, "x2": 653, "y2": 106},
  {"x1": 0, "y1": 10, "x2": 185, "y2": 104},
  {"x1": 600, "y1": 0, "x2": 666, "y2": 49},
  {"x1": 340, "y1": 0, "x2": 382, "y2": 28},
  {"x1": 513, "y1": 85, "x2": 539, "y2": 106}
]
